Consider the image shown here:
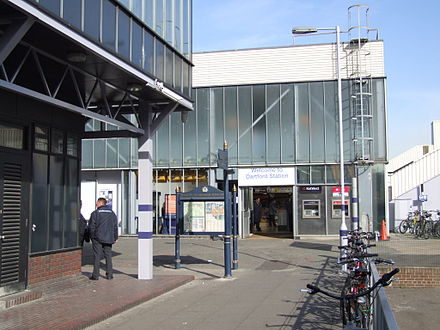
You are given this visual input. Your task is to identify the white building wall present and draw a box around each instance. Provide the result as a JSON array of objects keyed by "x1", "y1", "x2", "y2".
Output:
[
  {"x1": 389, "y1": 148, "x2": 440, "y2": 200},
  {"x1": 193, "y1": 41, "x2": 385, "y2": 87}
]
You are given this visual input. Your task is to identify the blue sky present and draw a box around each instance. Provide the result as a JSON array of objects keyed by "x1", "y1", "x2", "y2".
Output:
[{"x1": 193, "y1": 0, "x2": 440, "y2": 158}]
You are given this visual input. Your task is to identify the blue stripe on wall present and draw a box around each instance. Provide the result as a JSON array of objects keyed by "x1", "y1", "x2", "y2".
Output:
[
  {"x1": 138, "y1": 204, "x2": 153, "y2": 212},
  {"x1": 138, "y1": 231, "x2": 153, "y2": 239}
]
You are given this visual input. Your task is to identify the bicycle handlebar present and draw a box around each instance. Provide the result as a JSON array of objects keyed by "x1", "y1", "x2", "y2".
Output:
[{"x1": 303, "y1": 268, "x2": 400, "y2": 300}]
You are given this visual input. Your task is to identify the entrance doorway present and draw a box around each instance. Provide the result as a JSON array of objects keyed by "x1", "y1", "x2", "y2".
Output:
[
  {"x1": 252, "y1": 186, "x2": 293, "y2": 238},
  {"x1": 0, "y1": 151, "x2": 29, "y2": 296}
]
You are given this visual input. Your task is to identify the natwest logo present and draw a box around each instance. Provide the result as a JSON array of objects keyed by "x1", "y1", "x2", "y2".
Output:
[{"x1": 299, "y1": 186, "x2": 321, "y2": 193}]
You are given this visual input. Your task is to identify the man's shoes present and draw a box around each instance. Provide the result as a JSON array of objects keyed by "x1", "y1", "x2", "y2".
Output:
[
  {"x1": 106, "y1": 275, "x2": 113, "y2": 280},
  {"x1": 89, "y1": 276, "x2": 99, "y2": 280}
]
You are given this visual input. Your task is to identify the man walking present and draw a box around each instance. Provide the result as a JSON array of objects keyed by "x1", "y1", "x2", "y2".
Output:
[{"x1": 89, "y1": 198, "x2": 118, "y2": 280}]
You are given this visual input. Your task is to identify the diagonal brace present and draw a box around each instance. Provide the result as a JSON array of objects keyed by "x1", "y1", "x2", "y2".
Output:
[{"x1": 0, "y1": 16, "x2": 34, "y2": 65}]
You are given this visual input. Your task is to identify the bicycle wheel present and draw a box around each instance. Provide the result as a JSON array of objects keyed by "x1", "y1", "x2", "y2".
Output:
[
  {"x1": 424, "y1": 221, "x2": 434, "y2": 239},
  {"x1": 414, "y1": 222, "x2": 423, "y2": 238},
  {"x1": 340, "y1": 277, "x2": 354, "y2": 326},
  {"x1": 357, "y1": 293, "x2": 371, "y2": 328},
  {"x1": 398, "y1": 219, "x2": 409, "y2": 234},
  {"x1": 434, "y1": 221, "x2": 440, "y2": 238}
]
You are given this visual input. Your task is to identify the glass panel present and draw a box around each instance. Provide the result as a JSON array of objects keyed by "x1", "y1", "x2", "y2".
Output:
[
  {"x1": 64, "y1": 158, "x2": 78, "y2": 247},
  {"x1": 210, "y1": 88, "x2": 223, "y2": 165},
  {"x1": 252, "y1": 85, "x2": 266, "y2": 164},
  {"x1": 296, "y1": 83, "x2": 310, "y2": 162},
  {"x1": 31, "y1": 153, "x2": 48, "y2": 252},
  {"x1": 0, "y1": 123, "x2": 23, "y2": 149},
  {"x1": 131, "y1": 22, "x2": 143, "y2": 68},
  {"x1": 267, "y1": 84, "x2": 280, "y2": 163},
  {"x1": 118, "y1": 138, "x2": 130, "y2": 167},
  {"x1": 372, "y1": 164, "x2": 386, "y2": 227},
  {"x1": 51, "y1": 129, "x2": 64, "y2": 154},
  {"x1": 118, "y1": 9, "x2": 130, "y2": 59},
  {"x1": 225, "y1": 87, "x2": 238, "y2": 164},
  {"x1": 63, "y1": 0, "x2": 81, "y2": 29},
  {"x1": 94, "y1": 139, "x2": 106, "y2": 167},
  {"x1": 198, "y1": 168, "x2": 208, "y2": 186},
  {"x1": 182, "y1": 60, "x2": 190, "y2": 96},
  {"x1": 106, "y1": 139, "x2": 118, "y2": 167},
  {"x1": 342, "y1": 80, "x2": 351, "y2": 161},
  {"x1": 81, "y1": 139, "x2": 93, "y2": 168},
  {"x1": 297, "y1": 166, "x2": 310, "y2": 184},
  {"x1": 183, "y1": 169, "x2": 197, "y2": 192},
  {"x1": 84, "y1": 0, "x2": 100, "y2": 40},
  {"x1": 174, "y1": 56, "x2": 182, "y2": 92},
  {"x1": 102, "y1": 1, "x2": 116, "y2": 50},
  {"x1": 310, "y1": 82, "x2": 324, "y2": 162},
  {"x1": 373, "y1": 79, "x2": 386, "y2": 160},
  {"x1": 39, "y1": 0, "x2": 60, "y2": 15},
  {"x1": 144, "y1": 0, "x2": 154, "y2": 28},
  {"x1": 155, "y1": 0, "x2": 164, "y2": 37},
  {"x1": 165, "y1": 47, "x2": 173, "y2": 86},
  {"x1": 183, "y1": 108, "x2": 196, "y2": 165},
  {"x1": 165, "y1": 0, "x2": 173, "y2": 44},
  {"x1": 119, "y1": 0, "x2": 130, "y2": 7},
  {"x1": 174, "y1": 0, "x2": 181, "y2": 51},
  {"x1": 196, "y1": 88, "x2": 209, "y2": 165},
  {"x1": 238, "y1": 86, "x2": 252, "y2": 164},
  {"x1": 67, "y1": 134, "x2": 78, "y2": 157},
  {"x1": 144, "y1": 32, "x2": 154, "y2": 74},
  {"x1": 156, "y1": 116, "x2": 169, "y2": 166},
  {"x1": 49, "y1": 155, "x2": 64, "y2": 250},
  {"x1": 182, "y1": 0, "x2": 189, "y2": 56},
  {"x1": 311, "y1": 165, "x2": 325, "y2": 183},
  {"x1": 280, "y1": 84, "x2": 294, "y2": 163},
  {"x1": 324, "y1": 81, "x2": 338, "y2": 162},
  {"x1": 170, "y1": 111, "x2": 182, "y2": 166},
  {"x1": 327, "y1": 165, "x2": 354, "y2": 184},
  {"x1": 131, "y1": 138, "x2": 138, "y2": 167},
  {"x1": 132, "y1": 0, "x2": 142, "y2": 18},
  {"x1": 35, "y1": 125, "x2": 49, "y2": 151},
  {"x1": 155, "y1": 39, "x2": 164, "y2": 80}
]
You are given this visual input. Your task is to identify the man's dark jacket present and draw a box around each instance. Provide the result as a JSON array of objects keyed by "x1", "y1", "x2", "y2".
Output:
[{"x1": 89, "y1": 205, "x2": 118, "y2": 244}]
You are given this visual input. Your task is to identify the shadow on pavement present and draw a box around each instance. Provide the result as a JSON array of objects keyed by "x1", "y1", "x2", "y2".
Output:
[{"x1": 290, "y1": 256, "x2": 344, "y2": 329}]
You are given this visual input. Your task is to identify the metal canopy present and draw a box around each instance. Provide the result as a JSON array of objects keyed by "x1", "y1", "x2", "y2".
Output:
[{"x1": 0, "y1": 0, "x2": 193, "y2": 138}]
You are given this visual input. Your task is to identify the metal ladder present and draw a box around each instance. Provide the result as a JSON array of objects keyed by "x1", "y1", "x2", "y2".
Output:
[{"x1": 347, "y1": 5, "x2": 374, "y2": 162}]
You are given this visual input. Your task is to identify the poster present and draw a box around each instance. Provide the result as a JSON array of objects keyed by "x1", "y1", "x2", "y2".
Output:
[
  {"x1": 182, "y1": 201, "x2": 224, "y2": 232},
  {"x1": 184, "y1": 201, "x2": 205, "y2": 232},
  {"x1": 205, "y1": 202, "x2": 224, "y2": 232}
]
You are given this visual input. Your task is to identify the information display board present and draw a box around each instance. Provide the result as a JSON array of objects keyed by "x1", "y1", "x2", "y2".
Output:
[{"x1": 183, "y1": 201, "x2": 224, "y2": 233}]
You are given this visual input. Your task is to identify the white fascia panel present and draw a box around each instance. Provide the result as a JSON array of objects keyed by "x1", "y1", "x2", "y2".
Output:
[{"x1": 193, "y1": 41, "x2": 385, "y2": 88}]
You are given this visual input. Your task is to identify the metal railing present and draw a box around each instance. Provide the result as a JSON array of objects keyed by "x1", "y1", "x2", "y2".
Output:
[{"x1": 371, "y1": 263, "x2": 400, "y2": 330}]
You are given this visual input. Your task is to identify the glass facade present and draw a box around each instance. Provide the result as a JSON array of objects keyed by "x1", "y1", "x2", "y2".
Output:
[
  {"x1": 31, "y1": 125, "x2": 81, "y2": 253},
  {"x1": 31, "y1": 0, "x2": 192, "y2": 98},
  {"x1": 82, "y1": 119, "x2": 138, "y2": 169},
  {"x1": 80, "y1": 77, "x2": 387, "y2": 236},
  {"x1": 152, "y1": 79, "x2": 387, "y2": 168}
]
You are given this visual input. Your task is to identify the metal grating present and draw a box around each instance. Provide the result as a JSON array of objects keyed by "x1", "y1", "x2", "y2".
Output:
[{"x1": 1, "y1": 163, "x2": 22, "y2": 285}]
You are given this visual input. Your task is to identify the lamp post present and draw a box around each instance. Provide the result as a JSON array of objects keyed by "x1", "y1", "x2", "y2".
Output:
[{"x1": 293, "y1": 26, "x2": 348, "y2": 268}]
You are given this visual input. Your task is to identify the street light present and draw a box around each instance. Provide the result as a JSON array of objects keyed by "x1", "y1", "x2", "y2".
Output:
[{"x1": 293, "y1": 26, "x2": 348, "y2": 269}]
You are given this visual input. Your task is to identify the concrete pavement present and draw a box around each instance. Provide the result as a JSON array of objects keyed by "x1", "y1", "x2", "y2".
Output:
[{"x1": 1, "y1": 235, "x2": 438, "y2": 329}]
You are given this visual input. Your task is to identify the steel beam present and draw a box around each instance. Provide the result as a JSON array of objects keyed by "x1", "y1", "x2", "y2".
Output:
[
  {"x1": 0, "y1": 16, "x2": 34, "y2": 64},
  {"x1": 0, "y1": 79, "x2": 144, "y2": 135}
]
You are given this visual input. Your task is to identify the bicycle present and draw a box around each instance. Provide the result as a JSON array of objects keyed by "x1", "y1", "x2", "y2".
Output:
[
  {"x1": 302, "y1": 268, "x2": 400, "y2": 329},
  {"x1": 398, "y1": 210, "x2": 418, "y2": 234}
]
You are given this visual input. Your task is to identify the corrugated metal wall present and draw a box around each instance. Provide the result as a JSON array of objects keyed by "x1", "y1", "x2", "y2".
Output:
[{"x1": 193, "y1": 41, "x2": 385, "y2": 87}]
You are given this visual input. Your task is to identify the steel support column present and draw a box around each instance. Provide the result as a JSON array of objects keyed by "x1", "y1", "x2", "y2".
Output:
[{"x1": 137, "y1": 103, "x2": 154, "y2": 279}]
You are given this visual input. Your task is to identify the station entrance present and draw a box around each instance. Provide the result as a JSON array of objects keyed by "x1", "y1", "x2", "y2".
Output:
[{"x1": 251, "y1": 186, "x2": 293, "y2": 238}]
